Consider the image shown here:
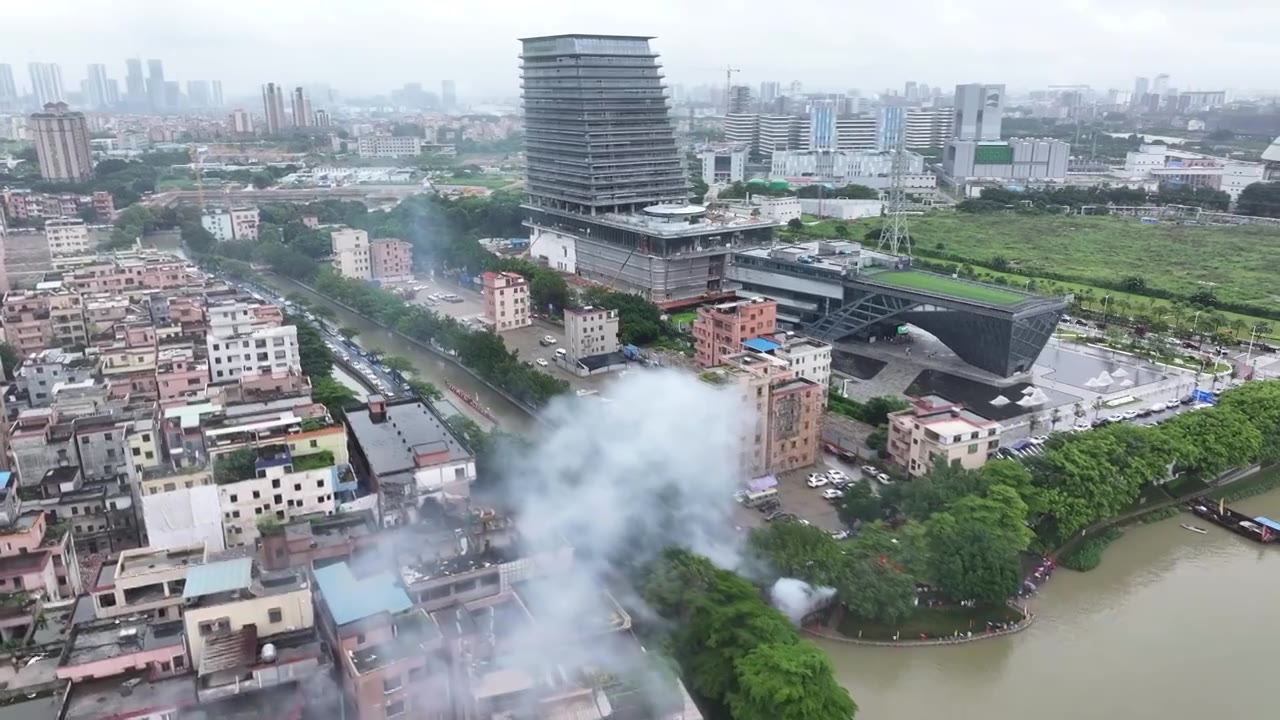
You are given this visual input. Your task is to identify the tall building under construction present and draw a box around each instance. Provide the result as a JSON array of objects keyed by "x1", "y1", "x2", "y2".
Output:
[{"x1": 520, "y1": 34, "x2": 775, "y2": 304}]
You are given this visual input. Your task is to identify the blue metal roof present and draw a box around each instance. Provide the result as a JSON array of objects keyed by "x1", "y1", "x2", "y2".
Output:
[
  {"x1": 0, "y1": 472, "x2": 12, "y2": 491},
  {"x1": 313, "y1": 561, "x2": 412, "y2": 626},
  {"x1": 182, "y1": 557, "x2": 253, "y2": 600},
  {"x1": 743, "y1": 337, "x2": 780, "y2": 353},
  {"x1": 1254, "y1": 517, "x2": 1280, "y2": 533}
]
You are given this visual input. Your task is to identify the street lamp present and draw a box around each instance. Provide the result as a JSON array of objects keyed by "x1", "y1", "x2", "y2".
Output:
[
  {"x1": 1190, "y1": 310, "x2": 1203, "y2": 350},
  {"x1": 1101, "y1": 294, "x2": 1112, "y2": 327}
]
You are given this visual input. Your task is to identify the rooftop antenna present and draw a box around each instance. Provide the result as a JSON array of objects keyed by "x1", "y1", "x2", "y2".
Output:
[{"x1": 878, "y1": 132, "x2": 912, "y2": 257}]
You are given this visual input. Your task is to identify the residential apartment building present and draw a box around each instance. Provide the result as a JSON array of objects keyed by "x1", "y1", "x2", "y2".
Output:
[
  {"x1": 313, "y1": 561, "x2": 442, "y2": 720},
  {"x1": 331, "y1": 227, "x2": 372, "y2": 280},
  {"x1": 355, "y1": 135, "x2": 424, "y2": 158},
  {"x1": 693, "y1": 297, "x2": 778, "y2": 368},
  {"x1": 155, "y1": 345, "x2": 207, "y2": 401},
  {"x1": 1, "y1": 189, "x2": 113, "y2": 225},
  {"x1": 43, "y1": 217, "x2": 90, "y2": 256},
  {"x1": 205, "y1": 298, "x2": 299, "y2": 384},
  {"x1": 54, "y1": 615, "x2": 188, "y2": 683},
  {"x1": 29, "y1": 102, "x2": 93, "y2": 183},
  {"x1": 258, "y1": 510, "x2": 380, "y2": 572},
  {"x1": 370, "y1": 238, "x2": 413, "y2": 282},
  {"x1": 479, "y1": 271, "x2": 530, "y2": 332},
  {"x1": 699, "y1": 350, "x2": 822, "y2": 476},
  {"x1": 201, "y1": 207, "x2": 259, "y2": 242},
  {"x1": 344, "y1": 396, "x2": 475, "y2": 519},
  {"x1": 756, "y1": 334, "x2": 833, "y2": 394},
  {"x1": 0, "y1": 486, "x2": 82, "y2": 607},
  {"x1": 1, "y1": 284, "x2": 86, "y2": 356},
  {"x1": 214, "y1": 443, "x2": 339, "y2": 548},
  {"x1": 90, "y1": 541, "x2": 209, "y2": 620},
  {"x1": 698, "y1": 145, "x2": 749, "y2": 184},
  {"x1": 563, "y1": 306, "x2": 620, "y2": 362},
  {"x1": 887, "y1": 395, "x2": 1003, "y2": 477}
]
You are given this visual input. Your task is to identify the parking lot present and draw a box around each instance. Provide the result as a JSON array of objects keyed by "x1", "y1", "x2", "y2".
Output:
[
  {"x1": 400, "y1": 275, "x2": 611, "y2": 393},
  {"x1": 732, "y1": 451, "x2": 885, "y2": 535}
]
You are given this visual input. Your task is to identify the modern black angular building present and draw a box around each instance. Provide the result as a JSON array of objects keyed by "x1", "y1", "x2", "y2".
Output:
[
  {"x1": 519, "y1": 34, "x2": 776, "y2": 304},
  {"x1": 728, "y1": 242, "x2": 1068, "y2": 377}
]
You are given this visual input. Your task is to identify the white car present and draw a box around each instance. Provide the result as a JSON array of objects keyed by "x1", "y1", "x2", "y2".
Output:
[
  {"x1": 821, "y1": 488, "x2": 844, "y2": 500},
  {"x1": 541, "y1": 335, "x2": 558, "y2": 346},
  {"x1": 827, "y1": 470, "x2": 850, "y2": 484},
  {"x1": 1122, "y1": 410, "x2": 1140, "y2": 420},
  {"x1": 535, "y1": 358, "x2": 549, "y2": 367},
  {"x1": 1149, "y1": 402, "x2": 1166, "y2": 413},
  {"x1": 806, "y1": 473, "x2": 829, "y2": 488},
  {"x1": 860, "y1": 465, "x2": 879, "y2": 476},
  {"x1": 876, "y1": 473, "x2": 893, "y2": 485},
  {"x1": 830, "y1": 530, "x2": 851, "y2": 541}
]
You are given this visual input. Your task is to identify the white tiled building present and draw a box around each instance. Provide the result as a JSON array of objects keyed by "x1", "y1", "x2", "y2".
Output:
[
  {"x1": 330, "y1": 227, "x2": 371, "y2": 280},
  {"x1": 216, "y1": 449, "x2": 337, "y2": 548},
  {"x1": 44, "y1": 217, "x2": 90, "y2": 256},
  {"x1": 206, "y1": 324, "x2": 299, "y2": 385}
]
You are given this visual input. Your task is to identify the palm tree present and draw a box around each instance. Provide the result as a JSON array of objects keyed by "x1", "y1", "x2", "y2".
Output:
[
  {"x1": 1092, "y1": 396, "x2": 1105, "y2": 419},
  {"x1": 1229, "y1": 318, "x2": 1247, "y2": 338},
  {"x1": 1169, "y1": 302, "x2": 1188, "y2": 331},
  {"x1": 1028, "y1": 414, "x2": 1042, "y2": 434},
  {"x1": 1050, "y1": 408, "x2": 1063, "y2": 429},
  {"x1": 1074, "y1": 402, "x2": 1087, "y2": 420}
]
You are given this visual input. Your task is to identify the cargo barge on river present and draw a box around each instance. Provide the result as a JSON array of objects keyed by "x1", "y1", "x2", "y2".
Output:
[{"x1": 1188, "y1": 496, "x2": 1280, "y2": 544}]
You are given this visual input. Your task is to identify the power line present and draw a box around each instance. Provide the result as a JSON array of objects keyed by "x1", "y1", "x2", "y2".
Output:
[{"x1": 878, "y1": 133, "x2": 911, "y2": 257}]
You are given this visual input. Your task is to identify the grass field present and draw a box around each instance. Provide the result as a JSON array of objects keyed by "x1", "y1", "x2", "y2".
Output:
[
  {"x1": 905, "y1": 214, "x2": 1280, "y2": 311},
  {"x1": 868, "y1": 269, "x2": 1028, "y2": 305},
  {"x1": 442, "y1": 174, "x2": 520, "y2": 190},
  {"x1": 786, "y1": 213, "x2": 1280, "y2": 340}
]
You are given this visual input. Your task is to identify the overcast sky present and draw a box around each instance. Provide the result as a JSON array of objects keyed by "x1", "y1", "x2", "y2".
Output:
[{"x1": 6, "y1": 0, "x2": 1277, "y2": 101}]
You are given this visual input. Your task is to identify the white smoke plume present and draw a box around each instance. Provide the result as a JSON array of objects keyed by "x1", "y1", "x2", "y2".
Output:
[
  {"x1": 770, "y1": 577, "x2": 837, "y2": 624},
  {"x1": 469, "y1": 369, "x2": 752, "y2": 711}
]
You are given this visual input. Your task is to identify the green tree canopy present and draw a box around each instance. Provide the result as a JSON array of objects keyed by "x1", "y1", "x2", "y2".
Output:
[
  {"x1": 747, "y1": 522, "x2": 847, "y2": 588},
  {"x1": 728, "y1": 642, "x2": 858, "y2": 720}
]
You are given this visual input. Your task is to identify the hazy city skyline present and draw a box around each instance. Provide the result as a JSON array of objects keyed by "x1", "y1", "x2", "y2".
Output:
[{"x1": 4, "y1": 0, "x2": 1276, "y2": 101}]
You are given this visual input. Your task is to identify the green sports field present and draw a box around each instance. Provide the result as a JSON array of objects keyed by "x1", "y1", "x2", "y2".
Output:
[{"x1": 868, "y1": 269, "x2": 1028, "y2": 305}]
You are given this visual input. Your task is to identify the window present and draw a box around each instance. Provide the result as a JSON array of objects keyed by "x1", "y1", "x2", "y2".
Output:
[
  {"x1": 274, "y1": 494, "x2": 283, "y2": 505},
  {"x1": 383, "y1": 675, "x2": 403, "y2": 694},
  {"x1": 145, "y1": 451, "x2": 154, "y2": 460},
  {"x1": 198, "y1": 621, "x2": 215, "y2": 636},
  {"x1": 174, "y1": 655, "x2": 185, "y2": 670},
  {"x1": 317, "y1": 479, "x2": 325, "y2": 488},
  {"x1": 272, "y1": 478, "x2": 281, "y2": 489},
  {"x1": 71, "y1": 506, "x2": 79, "y2": 515},
  {"x1": 252, "y1": 490, "x2": 260, "y2": 500},
  {"x1": 106, "y1": 448, "x2": 116, "y2": 459},
  {"x1": 232, "y1": 510, "x2": 241, "y2": 519},
  {"x1": 309, "y1": 439, "x2": 318, "y2": 448},
  {"x1": 268, "y1": 608, "x2": 283, "y2": 623},
  {"x1": 105, "y1": 432, "x2": 113, "y2": 441},
  {"x1": 967, "y1": 444, "x2": 979, "y2": 454},
  {"x1": 132, "y1": 447, "x2": 141, "y2": 457},
  {"x1": 454, "y1": 467, "x2": 467, "y2": 480},
  {"x1": 355, "y1": 633, "x2": 366, "y2": 645}
]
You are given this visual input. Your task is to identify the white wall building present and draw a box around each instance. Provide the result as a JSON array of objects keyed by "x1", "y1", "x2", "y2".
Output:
[
  {"x1": 355, "y1": 135, "x2": 423, "y2": 158},
  {"x1": 216, "y1": 458, "x2": 337, "y2": 548},
  {"x1": 43, "y1": 217, "x2": 90, "y2": 256},
  {"x1": 206, "y1": 324, "x2": 300, "y2": 385},
  {"x1": 770, "y1": 149, "x2": 934, "y2": 190},
  {"x1": 201, "y1": 211, "x2": 234, "y2": 241},
  {"x1": 1121, "y1": 144, "x2": 1265, "y2": 201},
  {"x1": 797, "y1": 198, "x2": 884, "y2": 220},
  {"x1": 201, "y1": 207, "x2": 258, "y2": 241},
  {"x1": 330, "y1": 227, "x2": 371, "y2": 280},
  {"x1": 564, "y1": 306, "x2": 620, "y2": 361},
  {"x1": 699, "y1": 146, "x2": 748, "y2": 185},
  {"x1": 140, "y1": 484, "x2": 226, "y2": 552},
  {"x1": 528, "y1": 225, "x2": 577, "y2": 273},
  {"x1": 770, "y1": 336, "x2": 832, "y2": 391}
]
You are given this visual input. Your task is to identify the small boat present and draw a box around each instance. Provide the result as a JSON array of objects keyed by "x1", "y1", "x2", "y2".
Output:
[{"x1": 1181, "y1": 524, "x2": 1208, "y2": 535}]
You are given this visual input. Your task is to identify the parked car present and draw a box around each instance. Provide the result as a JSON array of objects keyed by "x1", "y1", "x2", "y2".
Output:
[
  {"x1": 535, "y1": 358, "x2": 549, "y2": 367},
  {"x1": 860, "y1": 464, "x2": 879, "y2": 476},
  {"x1": 806, "y1": 473, "x2": 829, "y2": 488},
  {"x1": 821, "y1": 488, "x2": 844, "y2": 500},
  {"x1": 876, "y1": 473, "x2": 893, "y2": 485},
  {"x1": 827, "y1": 470, "x2": 850, "y2": 483},
  {"x1": 1122, "y1": 410, "x2": 1140, "y2": 420},
  {"x1": 540, "y1": 335, "x2": 558, "y2": 346},
  {"x1": 830, "y1": 530, "x2": 851, "y2": 541},
  {"x1": 1165, "y1": 397, "x2": 1180, "y2": 407},
  {"x1": 764, "y1": 511, "x2": 792, "y2": 522}
]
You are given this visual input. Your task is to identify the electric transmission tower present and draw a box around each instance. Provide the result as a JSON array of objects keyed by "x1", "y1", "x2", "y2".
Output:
[{"x1": 878, "y1": 133, "x2": 912, "y2": 258}]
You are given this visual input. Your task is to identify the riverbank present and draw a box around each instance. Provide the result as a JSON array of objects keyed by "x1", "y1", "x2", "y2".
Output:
[{"x1": 808, "y1": 603, "x2": 1029, "y2": 646}]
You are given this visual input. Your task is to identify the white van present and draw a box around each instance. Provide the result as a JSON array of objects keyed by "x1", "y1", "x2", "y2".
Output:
[{"x1": 743, "y1": 488, "x2": 778, "y2": 507}]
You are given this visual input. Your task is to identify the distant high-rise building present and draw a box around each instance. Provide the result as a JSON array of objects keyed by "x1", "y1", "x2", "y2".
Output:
[
  {"x1": 187, "y1": 81, "x2": 211, "y2": 108},
  {"x1": 1133, "y1": 76, "x2": 1149, "y2": 104},
  {"x1": 0, "y1": 64, "x2": 17, "y2": 108},
  {"x1": 759, "y1": 81, "x2": 779, "y2": 105},
  {"x1": 808, "y1": 98, "x2": 838, "y2": 150},
  {"x1": 905, "y1": 81, "x2": 919, "y2": 101},
  {"x1": 953, "y1": 83, "x2": 1004, "y2": 141},
  {"x1": 919, "y1": 83, "x2": 931, "y2": 100},
  {"x1": 1152, "y1": 73, "x2": 1169, "y2": 96},
  {"x1": 441, "y1": 79, "x2": 456, "y2": 109},
  {"x1": 877, "y1": 106, "x2": 905, "y2": 151},
  {"x1": 313, "y1": 109, "x2": 331, "y2": 128},
  {"x1": 29, "y1": 102, "x2": 93, "y2": 182},
  {"x1": 227, "y1": 108, "x2": 254, "y2": 134},
  {"x1": 27, "y1": 63, "x2": 65, "y2": 107},
  {"x1": 291, "y1": 86, "x2": 311, "y2": 128},
  {"x1": 125, "y1": 58, "x2": 146, "y2": 106},
  {"x1": 787, "y1": 80, "x2": 803, "y2": 96},
  {"x1": 728, "y1": 85, "x2": 752, "y2": 114},
  {"x1": 210, "y1": 80, "x2": 224, "y2": 108},
  {"x1": 85, "y1": 64, "x2": 112, "y2": 109},
  {"x1": 165, "y1": 81, "x2": 180, "y2": 109},
  {"x1": 146, "y1": 59, "x2": 166, "y2": 110},
  {"x1": 262, "y1": 83, "x2": 286, "y2": 134}
]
